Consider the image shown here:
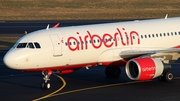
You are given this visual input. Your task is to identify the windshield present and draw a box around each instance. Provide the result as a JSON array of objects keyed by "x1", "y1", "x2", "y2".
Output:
[
  {"x1": 17, "y1": 43, "x2": 27, "y2": 48},
  {"x1": 34, "y1": 42, "x2": 41, "y2": 48},
  {"x1": 16, "y1": 42, "x2": 41, "y2": 49},
  {"x1": 27, "y1": 43, "x2": 34, "y2": 48}
]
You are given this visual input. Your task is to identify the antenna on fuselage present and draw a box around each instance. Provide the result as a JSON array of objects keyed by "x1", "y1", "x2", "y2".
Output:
[
  {"x1": 46, "y1": 24, "x2": 50, "y2": 30},
  {"x1": 24, "y1": 31, "x2": 28, "y2": 34},
  {"x1": 165, "y1": 14, "x2": 168, "y2": 19}
]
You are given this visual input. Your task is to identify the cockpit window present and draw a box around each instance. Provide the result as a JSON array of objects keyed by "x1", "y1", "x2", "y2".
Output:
[
  {"x1": 17, "y1": 43, "x2": 27, "y2": 48},
  {"x1": 34, "y1": 42, "x2": 41, "y2": 48},
  {"x1": 16, "y1": 42, "x2": 41, "y2": 49},
  {"x1": 27, "y1": 43, "x2": 35, "y2": 48}
]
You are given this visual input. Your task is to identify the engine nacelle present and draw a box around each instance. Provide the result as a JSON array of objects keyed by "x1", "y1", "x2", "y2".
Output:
[{"x1": 125, "y1": 58, "x2": 169, "y2": 80}]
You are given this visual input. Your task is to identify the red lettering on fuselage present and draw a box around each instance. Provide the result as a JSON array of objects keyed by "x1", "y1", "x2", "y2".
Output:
[
  {"x1": 67, "y1": 28, "x2": 140, "y2": 51},
  {"x1": 103, "y1": 33, "x2": 114, "y2": 48},
  {"x1": 87, "y1": 31, "x2": 102, "y2": 49},
  {"x1": 67, "y1": 37, "x2": 79, "y2": 51}
]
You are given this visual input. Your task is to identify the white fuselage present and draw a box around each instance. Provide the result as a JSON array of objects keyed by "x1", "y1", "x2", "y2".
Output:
[{"x1": 3, "y1": 17, "x2": 180, "y2": 72}]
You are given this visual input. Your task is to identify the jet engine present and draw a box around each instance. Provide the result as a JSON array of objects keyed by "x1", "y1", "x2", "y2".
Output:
[{"x1": 125, "y1": 58, "x2": 171, "y2": 80}]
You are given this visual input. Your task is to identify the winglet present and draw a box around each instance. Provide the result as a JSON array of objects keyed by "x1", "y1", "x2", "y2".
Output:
[
  {"x1": 46, "y1": 24, "x2": 50, "y2": 30},
  {"x1": 165, "y1": 14, "x2": 168, "y2": 19},
  {"x1": 53, "y1": 22, "x2": 60, "y2": 28}
]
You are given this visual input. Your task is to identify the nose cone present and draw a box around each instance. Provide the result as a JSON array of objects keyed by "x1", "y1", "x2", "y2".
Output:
[{"x1": 3, "y1": 52, "x2": 19, "y2": 70}]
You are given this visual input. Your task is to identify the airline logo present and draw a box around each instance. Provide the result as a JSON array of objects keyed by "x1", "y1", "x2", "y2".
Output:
[
  {"x1": 135, "y1": 58, "x2": 156, "y2": 80},
  {"x1": 67, "y1": 28, "x2": 140, "y2": 51}
]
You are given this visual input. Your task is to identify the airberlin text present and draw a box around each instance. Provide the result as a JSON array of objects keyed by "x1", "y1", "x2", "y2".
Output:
[
  {"x1": 67, "y1": 28, "x2": 140, "y2": 51},
  {"x1": 142, "y1": 66, "x2": 155, "y2": 72}
]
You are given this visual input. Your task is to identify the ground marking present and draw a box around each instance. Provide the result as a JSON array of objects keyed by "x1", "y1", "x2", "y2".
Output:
[{"x1": 32, "y1": 74, "x2": 66, "y2": 101}]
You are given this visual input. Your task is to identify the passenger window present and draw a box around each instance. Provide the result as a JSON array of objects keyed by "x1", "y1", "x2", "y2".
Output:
[
  {"x1": 65, "y1": 42, "x2": 68, "y2": 46},
  {"x1": 152, "y1": 34, "x2": 154, "y2": 37},
  {"x1": 164, "y1": 33, "x2": 166, "y2": 36},
  {"x1": 97, "y1": 39, "x2": 100, "y2": 43},
  {"x1": 145, "y1": 35, "x2": 147, "y2": 38},
  {"x1": 156, "y1": 34, "x2": 158, "y2": 37},
  {"x1": 127, "y1": 37, "x2": 129, "y2": 40},
  {"x1": 73, "y1": 42, "x2": 76, "y2": 45},
  {"x1": 34, "y1": 42, "x2": 41, "y2": 48},
  {"x1": 27, "y1": 43, "x2": 34, "y2": 49},
  {"x1": 175, "y1": 32, "x2": 177, "y2": 35},
  {"x1": 17, "y1": 43, "x2": 27, "y2": 48}
]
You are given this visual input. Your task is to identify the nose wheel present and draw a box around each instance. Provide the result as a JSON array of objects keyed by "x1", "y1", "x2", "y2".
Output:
[
  {"x1": 41, "y1": 81, "x2": 51, "y2": 89},
  {"x1": 41, "y1": 70, "x2": 52, "y2": 89}
]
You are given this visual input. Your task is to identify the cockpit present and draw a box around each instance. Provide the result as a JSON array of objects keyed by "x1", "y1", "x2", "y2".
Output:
[{"x1": 16, "y1": 42, "x2": 41, "y2": 49}]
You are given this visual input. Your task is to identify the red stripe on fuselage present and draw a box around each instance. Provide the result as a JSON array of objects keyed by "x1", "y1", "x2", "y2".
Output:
[{"x1": 21, "y1": 60, "x2": 128, "y2": 72}]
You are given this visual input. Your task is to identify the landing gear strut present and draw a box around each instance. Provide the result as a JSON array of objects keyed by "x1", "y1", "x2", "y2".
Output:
[
  {"x1": 41, "y1": 70, "x2": 52, "y2": 89},
  {"x1": 158, "y1": 71, "x2": 174, "y2": 82},
  {"x1": 105, "y1": 66, "x2": 121, "y2": 78}
]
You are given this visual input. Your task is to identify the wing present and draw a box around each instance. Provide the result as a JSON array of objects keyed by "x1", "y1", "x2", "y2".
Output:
[{"x1": 119, "y1": 48, "x2": 180, "y2": 64}]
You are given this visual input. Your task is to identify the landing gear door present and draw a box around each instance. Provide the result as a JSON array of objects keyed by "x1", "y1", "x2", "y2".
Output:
[{"x1": 49, "y1": 34, "x2": 62, "y2": 57}]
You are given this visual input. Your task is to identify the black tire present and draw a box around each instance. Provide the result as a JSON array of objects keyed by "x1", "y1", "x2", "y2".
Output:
[
  {"x1": 41, "y1": 81, "x2": 51, "y2": 89},
  {"x1": 163, "y1": 71, "x2": 174, "y2": 82},
  {"x1": 105, "y1": 66, "x2": 121, "y2": 78}
]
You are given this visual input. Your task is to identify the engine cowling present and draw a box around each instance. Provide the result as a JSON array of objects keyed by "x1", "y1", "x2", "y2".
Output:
[{"x1": 125, "y1": 58, "x2": 169, "y2": 80}]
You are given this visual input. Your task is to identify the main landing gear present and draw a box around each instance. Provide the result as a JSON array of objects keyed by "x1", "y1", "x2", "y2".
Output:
[
  {"x1": 41, "y1": 70, "x2": 52, "y2": 89},
  {"x1": 158, "y1": 71, "x2": 174, "y2": 82},
  {"x1": 105, "y1": 66, "x2": 121, "y2": 78}
]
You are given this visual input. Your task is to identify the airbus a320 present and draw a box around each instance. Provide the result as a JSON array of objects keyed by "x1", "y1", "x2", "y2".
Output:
[{"x1": 3, "y1": 17, "x2": 180, "y2": 89}]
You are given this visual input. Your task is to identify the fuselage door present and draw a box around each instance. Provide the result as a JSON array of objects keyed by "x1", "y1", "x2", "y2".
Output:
[{"x1": 49, "y1": 34, "x2": 62, "y2": 56}]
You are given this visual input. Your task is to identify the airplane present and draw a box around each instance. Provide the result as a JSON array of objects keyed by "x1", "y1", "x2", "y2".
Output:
[{"x1": 3, "y1": 16, "x2": 180, "y2": 89}]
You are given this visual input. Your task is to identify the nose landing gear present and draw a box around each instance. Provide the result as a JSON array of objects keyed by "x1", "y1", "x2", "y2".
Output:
[{"x1": 41, "y1": 70, "x2": 52, "y2": 89}]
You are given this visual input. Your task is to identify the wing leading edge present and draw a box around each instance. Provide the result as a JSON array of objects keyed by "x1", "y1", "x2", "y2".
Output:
[{"x1": 119, "y1": 47, "x2": 180, "y2": 64}]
